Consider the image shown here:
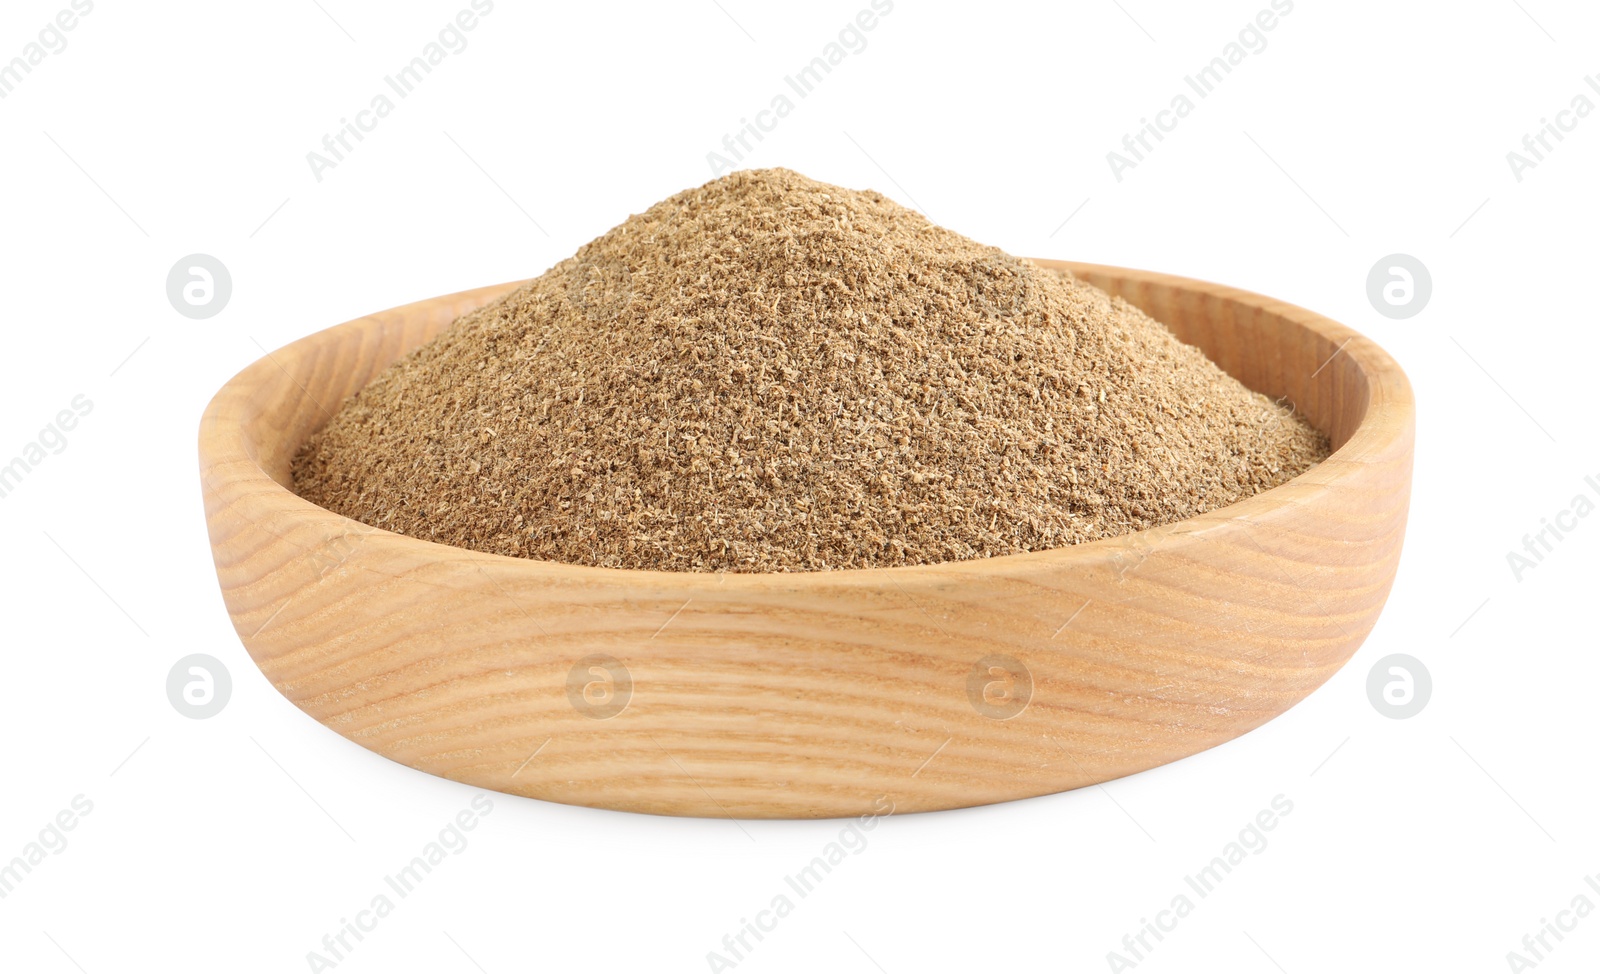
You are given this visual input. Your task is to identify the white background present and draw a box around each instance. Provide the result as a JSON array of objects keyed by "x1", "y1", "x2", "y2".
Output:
[{"x1": 2, "y1": 1, "x2": 1597, "y2": 971}]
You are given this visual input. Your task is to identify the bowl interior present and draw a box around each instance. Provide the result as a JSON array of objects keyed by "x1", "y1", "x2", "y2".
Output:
[
  {"x1": 1069, "y1": 265, "x2": 1370, "y2": 449},
  {"x1": 242, "y1": 282, "x2": 516, "y2": 490}
]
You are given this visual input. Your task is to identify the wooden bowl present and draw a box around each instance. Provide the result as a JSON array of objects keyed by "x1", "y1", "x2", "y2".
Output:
[{"x1": 199, "y1": 261, "x2": 1413, "y2": 819}]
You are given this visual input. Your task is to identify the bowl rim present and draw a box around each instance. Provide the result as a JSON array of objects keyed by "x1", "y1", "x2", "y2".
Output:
[{"x1": 200, "y1": 260, "x2": 1413, "y2": 590}]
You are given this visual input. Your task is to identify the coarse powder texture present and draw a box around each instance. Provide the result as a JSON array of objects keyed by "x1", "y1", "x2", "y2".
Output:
[{"x1": 292, "y1": 168, "x2": 1328, "y2": 572}]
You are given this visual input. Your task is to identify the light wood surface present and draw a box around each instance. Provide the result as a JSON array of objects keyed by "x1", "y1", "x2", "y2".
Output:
[{"x1": 198, "y1": 261, "x2": 1414, "y2": 819}]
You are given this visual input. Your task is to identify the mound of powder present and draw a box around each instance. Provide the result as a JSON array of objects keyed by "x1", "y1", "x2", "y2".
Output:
[{"x1": 292, "y1": 168, "x2": 1327, "y2": 572}]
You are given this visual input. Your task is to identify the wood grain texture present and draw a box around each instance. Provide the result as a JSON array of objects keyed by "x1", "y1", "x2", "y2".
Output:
[{"x1": 198, "y1": 261, "x2": 1414, "y2": 819}]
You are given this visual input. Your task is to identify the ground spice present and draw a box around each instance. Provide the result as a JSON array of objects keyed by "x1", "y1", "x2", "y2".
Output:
[{"x1": 292, "y1": 168, "x2": 1328, "y2": 572}]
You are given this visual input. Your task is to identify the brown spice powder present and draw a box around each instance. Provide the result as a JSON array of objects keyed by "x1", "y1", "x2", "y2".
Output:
[{"x1": 292, "y1": 168, "x2": 1328, "y2": 572}]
